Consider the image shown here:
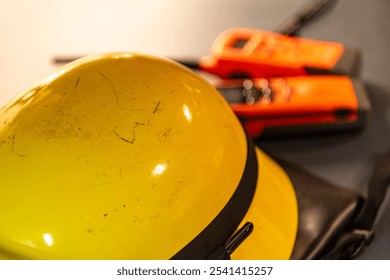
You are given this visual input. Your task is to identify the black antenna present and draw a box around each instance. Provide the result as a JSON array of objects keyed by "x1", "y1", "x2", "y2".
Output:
[{"x1": 275, "y1": 0, "x2": 338, "y2": 36}]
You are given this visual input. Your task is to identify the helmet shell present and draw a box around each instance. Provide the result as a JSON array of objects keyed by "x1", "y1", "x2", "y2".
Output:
[{"x1": 0, "y1": 53, "x2": 297, "y2": 259}]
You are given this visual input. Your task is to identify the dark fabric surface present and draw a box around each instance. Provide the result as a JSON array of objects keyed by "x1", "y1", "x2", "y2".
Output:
[{"x1": 275, "y1": 158, "x2": 364, "y2": 259}]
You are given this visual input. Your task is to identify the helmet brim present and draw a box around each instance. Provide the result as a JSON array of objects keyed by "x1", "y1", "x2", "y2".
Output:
[{"x1": 232, "y1": 148, "x2": 298, "y2": 259}]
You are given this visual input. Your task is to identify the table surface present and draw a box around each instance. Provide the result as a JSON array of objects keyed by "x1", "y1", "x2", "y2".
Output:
[{"x1": 0, "y1": 0, "x2": 389, "y2": 259}]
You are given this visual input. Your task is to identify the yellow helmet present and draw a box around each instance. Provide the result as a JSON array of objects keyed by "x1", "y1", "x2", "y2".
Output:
[{"x1": 0, "y1": 53, "x2": 297, "y2": 260}]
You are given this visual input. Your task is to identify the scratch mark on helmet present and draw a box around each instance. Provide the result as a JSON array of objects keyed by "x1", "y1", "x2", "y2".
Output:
[
  {"x1": 153, "y1": 101, "x2": 161, "y2": 114},
  {"x1": 113, "y1": 130, "x2": 135, "y2": 144}
]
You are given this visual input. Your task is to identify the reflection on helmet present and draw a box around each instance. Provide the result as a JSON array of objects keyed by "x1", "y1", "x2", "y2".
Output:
[{"x1": 0, "y1": 53, "x2": 297, "y2": 260}]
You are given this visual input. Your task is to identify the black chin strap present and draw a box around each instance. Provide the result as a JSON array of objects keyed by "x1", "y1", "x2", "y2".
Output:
[
  {"x1": 323, "y1": 149, "x2": 390, "y2": 259},
  {"x1": 171, "y1": 135, "x2": 258, "y2": 260}
]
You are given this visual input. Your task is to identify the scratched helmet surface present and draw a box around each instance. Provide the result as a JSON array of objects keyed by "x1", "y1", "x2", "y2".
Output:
[{"x1": 0, "y1": 53, "x2": 297, "y2": 259}]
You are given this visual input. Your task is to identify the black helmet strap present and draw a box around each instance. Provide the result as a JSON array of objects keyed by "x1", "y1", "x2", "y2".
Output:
[{"x1": 171, "y1": 134, "x2": 258, "y2": 260}]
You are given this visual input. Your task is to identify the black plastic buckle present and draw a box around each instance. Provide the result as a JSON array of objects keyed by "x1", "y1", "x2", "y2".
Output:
[
  {"x1": 348, "y1": 229, "x2": 375, "y2": 258},
  {"x1": 206, "y1": 222, "x2": 254, "y2": 260}
]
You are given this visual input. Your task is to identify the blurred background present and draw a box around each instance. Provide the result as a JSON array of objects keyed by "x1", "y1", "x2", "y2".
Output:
[{"x1": 1, "y1": 0, "x2": 389, "y2": 259}]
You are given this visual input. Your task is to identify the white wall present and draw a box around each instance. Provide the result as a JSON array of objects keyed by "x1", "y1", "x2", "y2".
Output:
[{"x1": 0, "y1": 0, "x2": 307, "y2": 108}]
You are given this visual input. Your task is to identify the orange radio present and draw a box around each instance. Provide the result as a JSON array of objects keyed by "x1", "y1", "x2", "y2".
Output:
[
  {"x1": 215, "y1": 75, "x2": 370, "y2": 138},
  {"x1": 197, "y1": 28, "x2": 361, "y2": 79}
]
